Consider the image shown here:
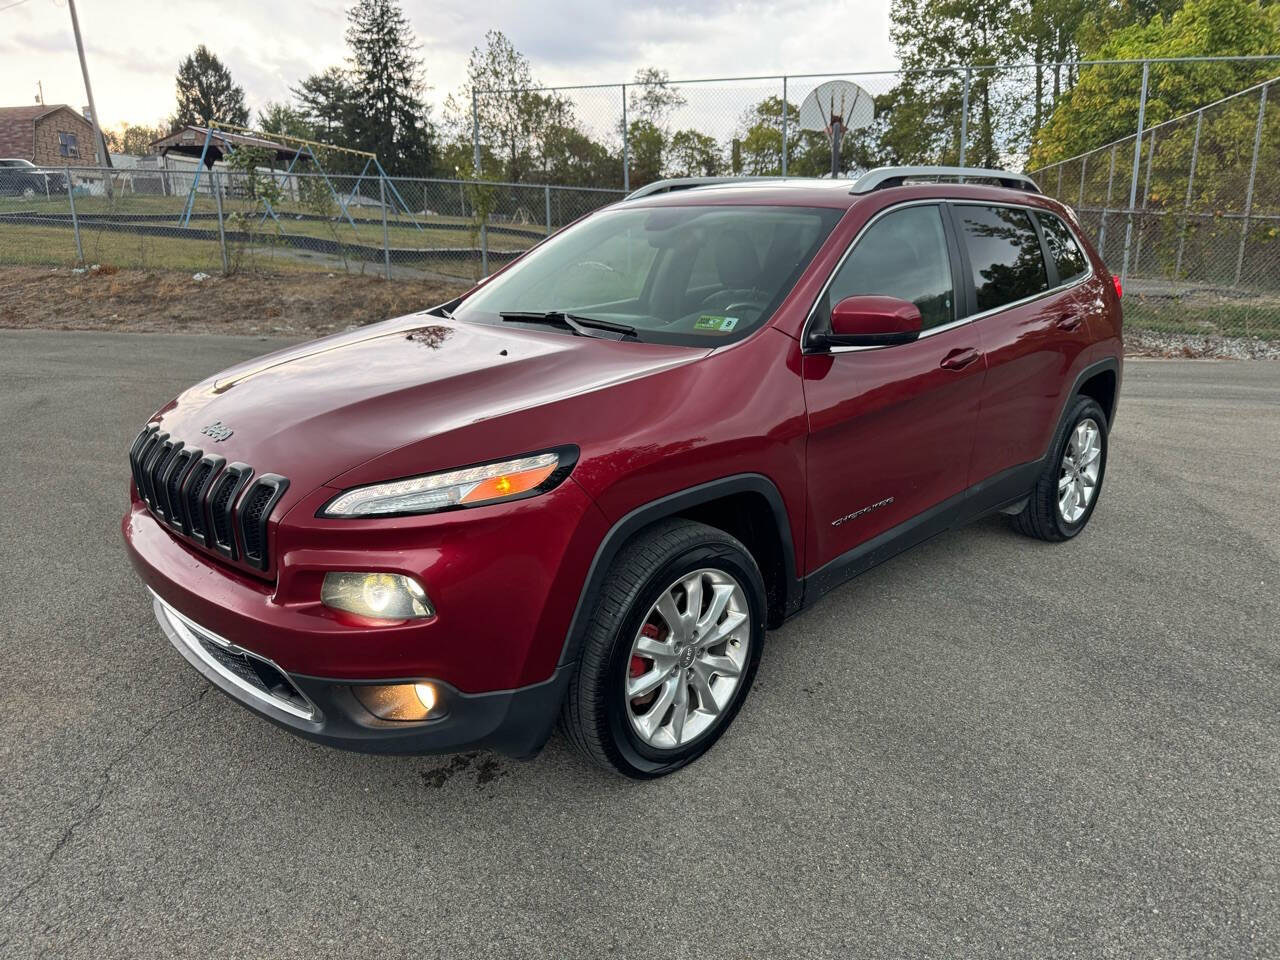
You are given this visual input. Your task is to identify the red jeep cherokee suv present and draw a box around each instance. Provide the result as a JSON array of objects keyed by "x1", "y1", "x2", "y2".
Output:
[{"x1": 123, "y1": 167, "x2": 1122, "y2": 778}]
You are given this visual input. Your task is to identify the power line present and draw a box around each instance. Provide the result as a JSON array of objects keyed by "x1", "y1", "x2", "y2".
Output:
[{"x1": 0, "y1": 0, "x2": 36, "y2": 12}]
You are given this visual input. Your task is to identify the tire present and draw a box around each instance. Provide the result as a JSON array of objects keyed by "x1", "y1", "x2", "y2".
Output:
[
  {"x1": 1012, "y1": 395, "x2": 1108, "y2": 542},
  {"x1": 560, "y1": 518, "x2": 766, "y2": 778}
]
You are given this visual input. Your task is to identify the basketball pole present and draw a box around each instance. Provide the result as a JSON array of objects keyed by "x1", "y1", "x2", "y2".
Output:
[{"x1": 830, "y1": 118, "x2": 844, "y2": 179}]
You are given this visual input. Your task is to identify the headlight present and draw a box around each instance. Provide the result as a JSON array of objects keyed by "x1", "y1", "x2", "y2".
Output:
[
  {"x1": 321, "y1": 572, "x2": 433, "y2": 620},
  {"x1": 320, "y1": 448, "x2": 573, "y2": 518}
]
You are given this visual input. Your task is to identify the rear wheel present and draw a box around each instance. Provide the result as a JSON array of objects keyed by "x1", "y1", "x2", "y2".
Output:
[
  {"x1": 1012, "y1": 395, "x2": 1108, "y2": 542},
  {"x1": 560, "y1": 519, "x2": 765, "y2": 778}
]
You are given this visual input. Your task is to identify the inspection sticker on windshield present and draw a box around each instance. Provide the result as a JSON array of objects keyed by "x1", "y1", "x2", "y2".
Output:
[{"x1": 694, "y1": 315, "x2": 739, "y2": 332}]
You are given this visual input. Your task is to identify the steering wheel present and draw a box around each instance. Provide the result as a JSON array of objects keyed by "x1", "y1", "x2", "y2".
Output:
[
  {"x1": 569, "y1": 260, "x2": 617, "y2": 274},
  {"x1": 699, "y1": 288, "x2": 765, "y2": 314}
]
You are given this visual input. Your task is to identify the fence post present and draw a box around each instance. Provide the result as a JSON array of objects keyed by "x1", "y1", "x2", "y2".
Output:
[
  {"x1": 1174, "y1": 109, "x2": 1203, "y2": 283},
  {"x1": 781, "y1": 76, "x2": 789, "y2": 176},
  {"x1": 472, "y1": 88, "x2": 488, "y2": 277},
  {"x1": 1133, "y1": 128, "x2": 1157, "y2": 273},
  {"x1": 1234, "y1": 82, "x2": 1267, "y2": 289},
  {"x1": 958, "y1": 68, "x2": 972, "y2": 166},
  {"x1": 65, "y1": 165, "x2": 84, "y2": 266},
  {"x1": 1120, "y1": 59, "x2": 1150, "y2": 286},
  {"x1": 1056, "y1": 163, "x2": 1063, "y2": 197},
  {"x1": 212, "y1": 170, "x2": 229, "y2": 275},
  {"x1": 1077, "y1": 154, "x2": 1087, "y2": 208},
  {"x1": 621, "y1": 83, "x2": 630, "y2": 193},
  {"x1": 379, "y1": 174, "x2": 391, "y2": 281},
  {"x1": 1098, "y1": 144, "x2": 1118, "y2": 259},
  {"x1": 545, "y1": 183, "x2": 552, "y2": 236}
]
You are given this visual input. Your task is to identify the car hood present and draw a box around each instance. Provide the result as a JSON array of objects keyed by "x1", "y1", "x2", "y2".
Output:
[{"x1": 147, "y1": 313, "x2": 705, "y2": 496}]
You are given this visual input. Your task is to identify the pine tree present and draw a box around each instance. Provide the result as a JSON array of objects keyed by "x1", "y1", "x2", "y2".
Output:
[
  {"x1": 172, "y1": 45, "x2": 249, "y2": 130},
  {"x1": 343, "y1": 0, "x2": 433, "y2": 173}
]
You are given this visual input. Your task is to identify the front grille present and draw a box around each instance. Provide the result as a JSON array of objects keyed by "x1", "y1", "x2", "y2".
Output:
[{"x1": 129, "y1": 425, "x2": 289, "y2": 574}]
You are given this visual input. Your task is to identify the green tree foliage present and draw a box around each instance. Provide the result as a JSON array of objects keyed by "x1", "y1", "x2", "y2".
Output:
[
  {"x1": 667, "y1": 129, "x2": 721, "y2": 176},
  {"x1": 889, "y1": 0, "x2": 1023, "y2": 167},
  {"x1": 103, "y1": 121, "x2": 167, "y2": 155},
  {"x1": 171, "y1": 45, "x2": 249, "y2": 130},
  {"x1": 1030, "y1": 0, "x2": 1280, "y2": 166},
  {"x1": 256, "y1": 102, "x2": 313, "y2": 139},
  {"x1": 292, "y1": 66, "x2": 358, "y2": 144},
  {"x1": 343, "y1": 0, "x2": 435, "y2": 174}
]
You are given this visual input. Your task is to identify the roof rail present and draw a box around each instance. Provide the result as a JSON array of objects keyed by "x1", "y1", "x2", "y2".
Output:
[
  {"x1": 625, "y1": 176, "x2": 783, "y2": 200},
  {"x1": 850, "y1": 166, "x2": 1041, "y2": 195}
]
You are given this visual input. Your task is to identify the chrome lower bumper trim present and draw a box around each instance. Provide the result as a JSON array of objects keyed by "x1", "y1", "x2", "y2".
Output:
[{"x1": 149, "y1": 589, "x2": 318, "y2": 721}]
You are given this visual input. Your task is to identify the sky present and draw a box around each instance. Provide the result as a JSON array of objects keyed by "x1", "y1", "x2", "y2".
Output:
[{"x1": 0, "y1": 0, "x2": 898, "y2": 132}]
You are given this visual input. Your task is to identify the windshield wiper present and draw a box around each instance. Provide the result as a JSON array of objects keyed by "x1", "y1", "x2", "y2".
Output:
[{"x1": 499, "y1": 310, "x2": 639, "y2": 340}]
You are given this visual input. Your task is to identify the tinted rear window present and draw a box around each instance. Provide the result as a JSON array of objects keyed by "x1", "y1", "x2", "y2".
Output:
[
  {"x1": 956, "y1": 205, "x2": 1049, "y2": 312},
  {"x1": 1038, "y1": 212, "x2": 1088, "y2": 284}
]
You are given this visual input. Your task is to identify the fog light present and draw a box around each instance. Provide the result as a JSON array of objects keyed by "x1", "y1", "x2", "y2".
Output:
[
  {"x1": 353, "y1": 682, "x2": 444, "y2": 721},
  {"x1": 322, "y1": 572, "x2": 432, "y2": 621}
]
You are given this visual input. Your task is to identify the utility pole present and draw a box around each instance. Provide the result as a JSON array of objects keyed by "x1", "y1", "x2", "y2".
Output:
[
  {"x1": 35, "y1": 81, "x2": 44, "y2": 105},
  {"x1": 66, "y1": 0, "x2": 113, "y2": 176}
]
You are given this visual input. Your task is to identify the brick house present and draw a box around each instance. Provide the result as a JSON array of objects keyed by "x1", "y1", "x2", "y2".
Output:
[{"x1": 0, "y1": 105, "x2": 97, "y2": 164}]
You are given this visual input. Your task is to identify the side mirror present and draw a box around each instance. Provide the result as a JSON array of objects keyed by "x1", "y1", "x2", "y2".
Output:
[{"x1": 813, "y1": 295, "x2": 923, "y2": 348}]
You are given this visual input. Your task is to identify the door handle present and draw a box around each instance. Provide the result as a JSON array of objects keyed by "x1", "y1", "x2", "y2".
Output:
[
  {"x1": 1054, "y1": 313, "x2": 1084, "y2": 331},
  {"x1": 940, "y1": 347, "x2": 980, "y2": 371}
]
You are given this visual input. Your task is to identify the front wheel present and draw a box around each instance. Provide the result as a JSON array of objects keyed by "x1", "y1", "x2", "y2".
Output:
[
  {"x1": 560, "y1": 519, "x2": 765, "y2": 778},
  {"x1": 1012, "y1": 395, "x2": 1108, "y2": 542}
]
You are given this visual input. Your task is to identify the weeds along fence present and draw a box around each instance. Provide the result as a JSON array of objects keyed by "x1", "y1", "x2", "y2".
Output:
[{"x1": 0, "y1": 165, "x2": 623, "y2": 282}]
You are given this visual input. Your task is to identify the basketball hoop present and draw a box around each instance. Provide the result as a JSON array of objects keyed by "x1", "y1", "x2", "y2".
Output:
[{"x1": 798, "y1": 80, "x2": 875, "y2": 178}]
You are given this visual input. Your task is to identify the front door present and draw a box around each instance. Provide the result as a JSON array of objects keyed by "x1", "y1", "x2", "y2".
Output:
[{"x1": 802, "y1": 202, "x2": 987, "y2": 575}]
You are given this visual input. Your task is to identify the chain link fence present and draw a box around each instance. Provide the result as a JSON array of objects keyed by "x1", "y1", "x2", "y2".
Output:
[
  {"x1": 463, "y1": 56, "x2": 1280, "y2": 341},
  {"x1": 1030, "y1": 77, "x2": 1280, "y2": 341},
  {"x1": 0, "y1": 164, "x2": 623, "y2": 283}
]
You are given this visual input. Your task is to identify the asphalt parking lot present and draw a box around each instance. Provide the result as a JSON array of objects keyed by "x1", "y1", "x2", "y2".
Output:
[{"x1": 1, "y1": 330, "x2": 1276, "y2": 959}]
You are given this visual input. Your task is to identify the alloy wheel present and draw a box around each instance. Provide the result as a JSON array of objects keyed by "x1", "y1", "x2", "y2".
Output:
[
  {"x1": 1058, "y1": 417, "x2": 1102, "y2": 524},
  {"x1": 624, "y1": 568, "x2": 750, "y2": 750}
]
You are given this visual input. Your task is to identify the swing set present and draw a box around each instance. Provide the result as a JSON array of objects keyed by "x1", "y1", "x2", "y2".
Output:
[{"x1": 163, "y1": 122, "x2": 424, "y2": 239}]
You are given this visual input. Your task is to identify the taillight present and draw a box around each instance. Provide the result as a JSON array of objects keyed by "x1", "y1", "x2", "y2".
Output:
[{"x1": 1111, "y1": 275, "x2": 1123, "y2": 299}]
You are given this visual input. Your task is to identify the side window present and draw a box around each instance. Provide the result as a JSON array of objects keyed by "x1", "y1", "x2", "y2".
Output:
[
  {"x1": 955, "y1": 205, "x2": 1049, "y2": 312},
  {"x1": 1038, "y1": 212, "x2": 1088, "y2": 284},
  {"x1": 58, "y1": 132, "x2": 79, "y2": 157},
  {"x1": 826, "y1": 205, "x2": 954, "y2": 329}
]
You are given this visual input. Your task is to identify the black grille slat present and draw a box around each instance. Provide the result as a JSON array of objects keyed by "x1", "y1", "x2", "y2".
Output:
[
  {"x1": 205, "y1": 462, "x2": 253, "y2": 560},
  {"x1": 237, "y1": 475, "x2": 289, "y2": 571},
  {"x1": 149, "y1": 441, "x2": 183, "y2": 520},
  {"x1": 162, "y1": 448, "x2": 200, "y2": 533},
  {"x1": 128, "y1": 426, "x2": 157, "y2": 493},
  {"x1": 182, "y1": 457, "x2": 223, "y2": 544},
  {"x1": 136, "y1": 431, "x2": 169, "y2": 507}
]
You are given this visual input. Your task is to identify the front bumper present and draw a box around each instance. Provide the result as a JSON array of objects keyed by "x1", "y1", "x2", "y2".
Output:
[{"x1": 152, "y1": 590, "x2": 570, "y2": 756}]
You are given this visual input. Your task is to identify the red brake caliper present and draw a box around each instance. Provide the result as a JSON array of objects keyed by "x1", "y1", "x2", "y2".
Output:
[{"x1": 630, "y1": 623, "x2": 659, "y2": 692}]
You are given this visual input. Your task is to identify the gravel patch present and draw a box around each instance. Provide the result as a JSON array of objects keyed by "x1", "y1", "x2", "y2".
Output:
[{"x1": 1125, "y1": 328, "x2": 1280, "y2": 360}]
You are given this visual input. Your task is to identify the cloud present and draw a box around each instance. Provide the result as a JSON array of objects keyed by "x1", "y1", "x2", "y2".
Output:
[{"x1": 0, "y1": 0, "x2": 897, "y2": 128}]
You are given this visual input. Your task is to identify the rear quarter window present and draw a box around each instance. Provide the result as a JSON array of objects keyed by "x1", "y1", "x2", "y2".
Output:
[
  {"x1": 1038, "y1": 212, "x2": 1089, "y2": 284},
  {"x1": 955, "y1": 205, "x2": 1049, "y2": 312}
]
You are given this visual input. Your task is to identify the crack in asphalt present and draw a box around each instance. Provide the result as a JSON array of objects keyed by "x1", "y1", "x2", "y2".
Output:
[{"x1": 0, "y1": 683, "x2": 213, "y2": 920}]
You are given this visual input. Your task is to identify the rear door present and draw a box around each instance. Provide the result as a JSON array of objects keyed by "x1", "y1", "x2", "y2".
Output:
[
  {"x1": 801, "y1": 202, "x2": 987, "y2": 574},
  {"x1": 951, "y1": 203, "x2": 1098, "y2": 485}
]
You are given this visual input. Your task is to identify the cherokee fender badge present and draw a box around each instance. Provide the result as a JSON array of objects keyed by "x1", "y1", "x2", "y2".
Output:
[
  {"x1": 831, "y1": 496, "x2": 895, "y2": 527},
  {"x1": 201, "y1": 420, "x2": 234, "y2": 442}
]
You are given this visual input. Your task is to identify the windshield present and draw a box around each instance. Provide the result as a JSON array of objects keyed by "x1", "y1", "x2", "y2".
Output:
[{"x1": 453, "y1": 204, "x2": 843, "y2": 345}]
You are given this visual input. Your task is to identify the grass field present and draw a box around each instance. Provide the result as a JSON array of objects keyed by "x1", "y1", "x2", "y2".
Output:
[
  {"x1": 0, "y1": 188, "x2": 542, "y2": 281},
  {"x1": 1124, "y1": 296, "x2": 1280, "y2": 340}
]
